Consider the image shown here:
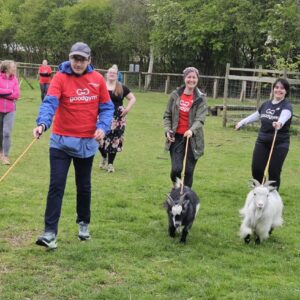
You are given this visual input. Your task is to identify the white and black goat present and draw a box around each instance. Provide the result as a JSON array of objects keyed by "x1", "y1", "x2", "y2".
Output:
[
  {"x1": 164, "y1": 180, "x2": 200, "y2": 243},
  {"x1": 239, "y1": 179, "x2": 284, "y2": 244}
]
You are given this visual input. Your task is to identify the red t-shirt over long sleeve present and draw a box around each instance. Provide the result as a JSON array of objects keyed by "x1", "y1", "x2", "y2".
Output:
[
  {"x1": 176, "y1": 93, "x2": 193, "y2": 134},
  {"x1": 47, "y1": 71, "x2": 110, "y2": 138}
]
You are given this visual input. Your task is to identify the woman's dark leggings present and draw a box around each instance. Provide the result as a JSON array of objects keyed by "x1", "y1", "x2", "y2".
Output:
[
  {"x1": 169, "y1": 134, "x2": 197, "y2": 188},
  {"x1": 99, "y1": 147, "x2": 117, "y2": 164},
  {"x1": 252, "y1": 141, "x2": 289, "y2": 190}
]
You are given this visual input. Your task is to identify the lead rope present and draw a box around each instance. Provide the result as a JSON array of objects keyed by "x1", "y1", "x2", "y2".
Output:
[
  {"x1": 261, "y1": 129, "x2": 278, "y2": 185},
  {"x1": 180, "y1": 136, "x2": 190, "y2": 194},
  {"x1": 0, "y1": 138, "x2": 37, "y2": 184}
]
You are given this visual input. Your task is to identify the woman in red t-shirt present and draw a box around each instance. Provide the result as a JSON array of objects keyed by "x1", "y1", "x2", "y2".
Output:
[
  {"x1": 163, "y1": 67, "x2": 207, "y2": 188},
  {"x1": 38, "y1": 59, "x2": 52, "y2": 101}
]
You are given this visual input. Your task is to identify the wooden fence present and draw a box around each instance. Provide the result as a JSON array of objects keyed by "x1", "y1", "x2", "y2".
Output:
[
  {"x1": 14, "y1": 62, "x2": 300, "y2": 131},
  {"x1": 222, "y1": 63, "x2": 300, "y2": 127},
  {"x1": 15, "y1": 62, "x2": 225, "y2": 99}
]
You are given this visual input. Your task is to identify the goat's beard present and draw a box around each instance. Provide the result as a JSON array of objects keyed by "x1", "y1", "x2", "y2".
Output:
[{"x1": 254, "y1": 207, "x2": 263, "y2": 220}]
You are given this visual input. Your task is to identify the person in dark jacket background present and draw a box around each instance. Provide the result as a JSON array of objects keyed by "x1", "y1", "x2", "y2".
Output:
[
  {"x1": 33, "y1": 42, "x2": 114, "y2": 249},
  {"x1": 163, "y1": 67, "x2": 207, "y2": 188}
]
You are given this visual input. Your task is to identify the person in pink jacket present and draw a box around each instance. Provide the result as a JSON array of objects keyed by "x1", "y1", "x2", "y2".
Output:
[{"x1": 0, "y1": 60, "x2": 20, "y2": 165}]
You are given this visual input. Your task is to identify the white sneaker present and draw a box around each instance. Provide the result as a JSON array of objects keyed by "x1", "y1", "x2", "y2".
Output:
[
  {"x1": 36, "y1": 232, "x2": 57, "y2": 249},
  {"x1": 78, "y1": 221, "x2": 91, "y2": 241},
  {"x1": 99, "y1": 157, "x2": 108, "y2": 170},
  {"x1": 107, "y1": 164, "x2": 115, "y2": 173}
]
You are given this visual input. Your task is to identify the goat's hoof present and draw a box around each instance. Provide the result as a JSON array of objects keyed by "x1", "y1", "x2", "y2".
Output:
[
  {"x1": 244, "y1": 235, "x2": 251, "y2": 244},
  {"x1": 169, "y1": 232, "x2": 176, "y2": 238},
  {"x1": 255, "y1": 237, "x2": 261, "y2": 245},
  {"x1": 179, "y1": 239, "x2": 186, "y2": 244},
  {"x1": 169, "y1": 230, "x2": 176, "y2": 238},
  {"x1": 269, "y1": 228, "x2": 273, "y2": 235}
]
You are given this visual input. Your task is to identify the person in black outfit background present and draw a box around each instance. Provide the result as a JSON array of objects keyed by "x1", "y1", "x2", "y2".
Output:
[
  {"x1": 235, "y1": 78, "x2": 293, "y2": 190},
  {"x1": 99, "y1": 65, "x2": 136, "y2": 173}
]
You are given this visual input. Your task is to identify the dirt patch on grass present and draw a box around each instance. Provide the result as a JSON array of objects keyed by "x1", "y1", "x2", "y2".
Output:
[{"x1": 3, "y1": 229, "x2": 37, "y2": 248}]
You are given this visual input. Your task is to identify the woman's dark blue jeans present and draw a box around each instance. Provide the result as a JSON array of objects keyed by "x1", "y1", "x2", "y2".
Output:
[
  {"x1": 44, "y1": 148, "x2": 94, "y2": 234},
  {"x1": 40, "y1": 83, "x2": 49, "y2": 101}
]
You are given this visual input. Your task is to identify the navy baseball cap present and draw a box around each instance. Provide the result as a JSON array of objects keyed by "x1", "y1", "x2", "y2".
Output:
[{"x1": 69, "y1": 42, "x2": 91, "y2": 58}]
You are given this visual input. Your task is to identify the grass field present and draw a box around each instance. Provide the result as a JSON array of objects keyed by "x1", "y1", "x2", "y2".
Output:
[{"x1": 0, "y1": 81, "x2": 300, "y2": 299}]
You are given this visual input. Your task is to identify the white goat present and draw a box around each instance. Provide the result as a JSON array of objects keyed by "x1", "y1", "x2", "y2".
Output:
[{"x1": 239, "y1": 179, "x2": 283, "y2": 244}]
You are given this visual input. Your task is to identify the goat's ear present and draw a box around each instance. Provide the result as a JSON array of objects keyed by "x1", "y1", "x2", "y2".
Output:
[
  {"x1": 249, "y1": 178, "x2": 261, "y2": 189},
  {"x1": 183, "y1": 199, "x2": 190, "y2": 208},
  {"x1": 267, "y1": 185, "x2": 277, "y2": 192}
]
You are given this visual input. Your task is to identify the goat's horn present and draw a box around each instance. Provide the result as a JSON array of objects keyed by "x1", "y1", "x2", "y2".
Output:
[
  {"x1": 166, "y1": 194, "x2": 175, "y2": 206},
  {"x1": 264, "y1": 180, "x2": 276, "y2": 187},
  {"x1": 249, "y1": 178, "x2": 261, "y2": 187}
]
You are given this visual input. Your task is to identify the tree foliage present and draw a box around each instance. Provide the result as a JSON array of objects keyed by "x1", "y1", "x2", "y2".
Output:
[{"x1": 0, "y1": 0, "x2": 299, "y2": 74}]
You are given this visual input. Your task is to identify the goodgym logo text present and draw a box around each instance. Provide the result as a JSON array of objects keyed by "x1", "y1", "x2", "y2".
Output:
[{"x1": 70, "y1": 88, "x2": 97, "y2": 103}]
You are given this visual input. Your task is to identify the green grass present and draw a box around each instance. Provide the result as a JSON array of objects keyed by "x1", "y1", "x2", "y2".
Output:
[{"x1": 0, "y1": 81, "x2": 300, "y2": 299}]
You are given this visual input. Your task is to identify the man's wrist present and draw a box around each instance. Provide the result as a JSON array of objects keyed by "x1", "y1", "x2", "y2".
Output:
[{"x1": 38, "y1": 123, "x2": 46, "y2": 132}]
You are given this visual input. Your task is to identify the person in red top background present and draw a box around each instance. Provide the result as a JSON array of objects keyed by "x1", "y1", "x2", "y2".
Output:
[
  {"x1": 163, "y1": 67, "x2": 207, "y2": 188},
  {"x1": 38, "y1": 59, "x2": 52, "y2": 101},
  {"x1": 32, "y1": 42, "x2": 114, "y2": 249}
]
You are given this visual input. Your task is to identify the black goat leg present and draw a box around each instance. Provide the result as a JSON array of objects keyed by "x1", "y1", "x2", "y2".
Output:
[
  {"x1": 169, "y1": 225, "x2": 176, "y2": 238},
  {"x1": 244, "y1": 234, "x2": 251, "y2": 244},
  {"x1": 255, "y1": 236, "x2": 261, "y2": 245},
  {"x1": 180, "y1": 228, "x2": 188, "y2": 244}
]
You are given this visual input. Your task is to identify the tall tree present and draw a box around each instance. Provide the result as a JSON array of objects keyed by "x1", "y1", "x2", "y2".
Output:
[
  {"x1": 15, "y1": 0, "x2": 78, "y2": 61},
  {"x1": 110, "y1": 0, "x2": 152, "y2": 69},
  {"x1": 150, "y1": 0, "x2": 300, "y2": 74},
  {"x1": 64, "y1": 0, "x2": 114, "y2": 66},
  {"x1": 0, "y1": 0, "x2": 26, "y2": 59},
  {"x1": 261, "y1": 0, "x2": 300, "y2": 70}
]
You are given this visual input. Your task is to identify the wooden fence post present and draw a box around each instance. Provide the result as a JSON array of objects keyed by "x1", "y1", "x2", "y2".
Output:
[
  {"x1": 250, "y1": 67, "x2": 256, "y2": 98},
  {"x1": 138, "y1": 72, "x2": 142, "y2": 91},
  {"x1": 144, "y1": 73, "x2": 148, "y2": 91},
  {"x1": 213, "y1": 78, "x2": 218, "y2": 99},
  {"x1": 239, "y1": 80, "x2": 247, "y2": 102},
  {"x1": 256, "y1": 65, "x2": 262, "y2": 108},
  {"x1": 222, "y1": 63, "x2": 230, "y2": 127},
  {"x1": 123, "y1": 73, "x2": 127, "y2": 86},
  {"x1": 165, "y1": 75, "x2": 170, "y2": 94}
]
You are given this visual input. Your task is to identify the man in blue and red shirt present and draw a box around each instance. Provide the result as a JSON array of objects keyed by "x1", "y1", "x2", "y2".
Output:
[{"x1": 33, "y1": 42, "x2": 114, "y2": 249}]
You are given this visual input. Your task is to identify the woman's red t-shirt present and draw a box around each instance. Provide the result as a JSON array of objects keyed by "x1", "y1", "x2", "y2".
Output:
[{"x1": 176, "y1": 93, "x2": 193, "y2": 134}]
